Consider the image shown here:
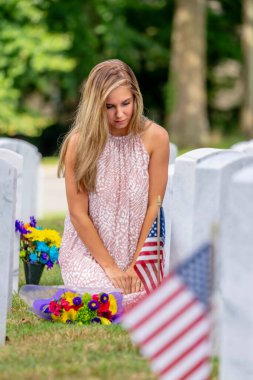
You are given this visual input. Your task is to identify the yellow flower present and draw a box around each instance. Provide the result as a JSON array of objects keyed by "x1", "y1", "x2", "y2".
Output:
[
  {"x1": 60, "y1": 309, "x2": 77, "y2": 323},
  {"x1": 99, "y1": 317, "x2": 111, "y2": 325},
  {"x1": 26, "y1": 228, "x2": 61, "y2": 247},
  {"x1": 108, "y1": 294, "x2": 117, "y2": 315},
  {"x1": 62, "y1": 291, "x2": 79, "y2": 305},
  {"x1": 51, "y1": 314, "x2": 61, "y2": 323}
]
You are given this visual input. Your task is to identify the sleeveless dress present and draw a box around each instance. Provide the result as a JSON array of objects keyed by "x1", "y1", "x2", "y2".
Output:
[{"x1": 59, "y1": 133, "x2": 149, "y2": 308}]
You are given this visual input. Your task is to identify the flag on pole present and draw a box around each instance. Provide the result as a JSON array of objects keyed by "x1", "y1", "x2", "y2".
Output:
[
  {"x1": 122, "y1": 243, "x2": 213, "y2": 380},
  {"x1": 134, "y1": 207, "x2": 166, "y2": 294}
]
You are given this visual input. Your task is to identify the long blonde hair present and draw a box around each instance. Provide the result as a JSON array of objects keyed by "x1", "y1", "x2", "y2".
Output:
[{"x1": 58, "y1": 59, "x2": 146, "y2": 192}]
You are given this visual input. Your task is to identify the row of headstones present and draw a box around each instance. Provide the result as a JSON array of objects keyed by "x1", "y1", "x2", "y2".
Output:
[
  {"x1": 0, "y1": 138, "x2": 41, "y2": 345},
  {"x1": 163, "y1": 138, "x2": 253, "y2": 380}
]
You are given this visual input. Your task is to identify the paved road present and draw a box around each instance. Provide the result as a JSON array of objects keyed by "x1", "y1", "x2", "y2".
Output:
[{"x1": 40, "y1": 164, "x2": 68, "y2": 217}]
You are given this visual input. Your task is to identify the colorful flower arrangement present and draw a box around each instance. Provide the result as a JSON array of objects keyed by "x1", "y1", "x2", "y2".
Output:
[
  {"x1": 15, "y1": 216, "x2": 61, "y2": 269},
  {"x1": 32, "y1": 289, "x2": 124, "y2": 325}
]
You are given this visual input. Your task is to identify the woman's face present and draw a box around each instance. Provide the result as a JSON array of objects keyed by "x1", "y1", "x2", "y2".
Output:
[{"x1": 105, "y1": 86, "x2": 134, "y2": 136}]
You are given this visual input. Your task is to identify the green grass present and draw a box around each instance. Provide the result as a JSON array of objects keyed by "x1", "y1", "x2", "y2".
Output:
[
  {"x1": 2, "y1": 216, "x2": 219, "y2": 380},
  {"x1": 42, "y1": 156, "x2": 59, "y2": 165}
]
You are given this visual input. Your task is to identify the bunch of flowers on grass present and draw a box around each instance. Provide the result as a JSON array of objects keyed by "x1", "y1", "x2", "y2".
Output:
[
  {"x1": 32, "y1": 289, "x2": 124, "y2": 325},
  {"x1": 15, "y1": 216, "x2": 61, "y2": 269}
]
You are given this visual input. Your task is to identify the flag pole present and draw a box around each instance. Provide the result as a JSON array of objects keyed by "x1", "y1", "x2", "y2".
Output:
[{"x1": 157, "y1": 195, "x2": 161, "y2": 285}]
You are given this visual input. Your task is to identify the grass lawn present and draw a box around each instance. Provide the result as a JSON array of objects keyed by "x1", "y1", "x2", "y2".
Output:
[{"x1": 2, "y1": 216, "x2": 219, "y2": 380}]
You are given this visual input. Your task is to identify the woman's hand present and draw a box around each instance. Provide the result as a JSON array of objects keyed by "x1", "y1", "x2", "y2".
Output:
[
  {"x1": 104, "y1": 265, "x2": 131, "y2": 295},
  {"x1": 125, "y1": 266, "x2": 144, "y2": 294}
]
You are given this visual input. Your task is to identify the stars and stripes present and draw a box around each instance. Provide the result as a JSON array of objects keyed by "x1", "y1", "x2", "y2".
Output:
[
  {"x1": 134, "y1": 207, "x2": 166, "y2": 293},
  {"x1": 122, "y1": 243, "x2": 213, "y2": 380}
]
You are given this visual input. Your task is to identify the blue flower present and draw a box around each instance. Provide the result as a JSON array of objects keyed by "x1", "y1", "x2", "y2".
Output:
[
  {"x1": 91, "y1": 317, "x2": 101, "y2": 324},
  {"x1": 15, "y1": 220, "x2": 30, "y2": 234},
  {"x1": 49, "y1": 246, "x2": 59, "y2": 262},
  {"x1": 39, "y1": 253, "x2": 48, "y2": 264},
  {"x1": 29, "y1": 216, "x2": 37, "y2": 227},
  {"x1": 36, "y1": 241, "x2": 49, "y2": 253},
  {"x1": 88, "y1": 300, "x2": 99, "y2": 311},
  {"x1": 46, "y1": 260, "x2": 54, "y2": 269},
  {"x1": 29, "y1": 252, "x2": 38, "y2": 263},
  {"x1": 100, "y1": 293, "x2": 109, "y2": 304},
  {"x1": 73, "y1": 297, "x2": 82, "y2": 306}
]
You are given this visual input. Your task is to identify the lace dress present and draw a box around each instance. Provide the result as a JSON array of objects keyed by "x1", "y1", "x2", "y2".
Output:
[{"x1": 59, "y1": 133, "x2": 149, "y2": 308}]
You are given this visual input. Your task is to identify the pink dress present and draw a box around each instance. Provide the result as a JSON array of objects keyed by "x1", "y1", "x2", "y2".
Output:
[{"x1": 59, "y1": 133, "x2": 149, "y2": 308}]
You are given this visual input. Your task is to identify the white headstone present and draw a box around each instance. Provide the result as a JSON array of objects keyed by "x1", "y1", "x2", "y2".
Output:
[
  {"x1": 163, "y1": 141, "x2": 178, "y2": 262},
  {"x1": 231, "y1": 139, "x2": 253, "y2": 154},
  {"x1": 163, "y1": 164, "x2": 175, "y2": 275},
  {"x1": 220, "y1": 165, "x2": 253, "y2": 380},
  {"x1": 170, "y1": 148, "x2": 253, "y2": 268},
  {"x1": 0, "y1": 149, "x2": 23, "y2": 294},
  {"x1": 170, "y1": 148, "x2": 223, "y2": 267},
  {"x1": 0, "y1": 138, "x2": 41, "y2": 221},
  {"x1": 0, "y1": 159, "x2": 17, "y2": 345},
  {"x1": 169, "y1": 142, "x2": 178, "y2": 165}
]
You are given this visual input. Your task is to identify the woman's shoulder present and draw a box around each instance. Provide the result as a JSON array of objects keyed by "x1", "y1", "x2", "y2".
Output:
[
  {"x1": 140, "y1": 120, "x2": 170, "y2": 155},
  {"x1": 65, "y1": 132, "x2": 80, "y2": 164},
  {"x1": 68, "y1": 131, "x2": 80, "y2": 147}
]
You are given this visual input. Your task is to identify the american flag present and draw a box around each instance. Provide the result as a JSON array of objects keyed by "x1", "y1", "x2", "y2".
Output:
[
  {"x1": 122, "y1": 243, "x2": 213, "y2": 380},
  {"x1": 134, "y1": 207, "x2": 166, "y2": 293}
]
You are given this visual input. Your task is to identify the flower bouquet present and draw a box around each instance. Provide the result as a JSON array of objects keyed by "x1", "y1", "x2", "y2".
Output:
[
  {"x1": 32, "y1": 288, "x2": 124, "y2": 325},
  {"x1": 15, "y1": 216, "x2": 61, "y2": 284}
]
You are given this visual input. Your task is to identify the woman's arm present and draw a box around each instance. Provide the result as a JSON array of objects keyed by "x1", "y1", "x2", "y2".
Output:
[
  {"x1": 126, "y1": 124, "x2": 170, "y2": 292},
  {"x1": 64, "y1": 134, "x2": 131, "y2": 294}
]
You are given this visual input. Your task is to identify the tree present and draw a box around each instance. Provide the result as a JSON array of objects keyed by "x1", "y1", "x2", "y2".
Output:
[
  {"x1": 0, "y1": 0, "x2": 75, "y2": 136},
  {"x1": 240, "y1": 0, "x2": 253, "y2": 137},
  {"x1": 167, "y1": 0, "x2": 209, "y2": 147}
]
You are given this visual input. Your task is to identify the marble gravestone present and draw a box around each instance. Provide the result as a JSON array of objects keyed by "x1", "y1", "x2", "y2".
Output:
[
  {"x1": 231, "y1": 139, "x2": 253, "y2": 154},
  {"x1": 0, "y1": 149, "x2": 23, "y2": 294},
  {"x1": 0, "y1": 138, "x2": 41, "y2": 221},
  {"x1": 0, "y1": 159, "x2": 17, "y2": 345},
  {"x1": 159, "y1": 142, "x2": 178, "y2": 274},
  {"x1": 162, "y1": 164, "x2": 175, "y2": 275},
  {"x1": 170, "y1": 148, "x2": 253, "y2": 268},
  {"x1": 170, "y1": 148, "x2": 223, "y2": 268},
  {"x1": 169, "y1": 142, "x2": 178, "y2": 165},
  {"x1": 219, "y1": 165, "x2": 253, "y2": 380}
]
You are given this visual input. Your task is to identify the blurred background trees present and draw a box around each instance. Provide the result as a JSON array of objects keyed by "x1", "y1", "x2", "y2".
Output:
[
  {"x1": 0, "y1": 0, "x2": 249, "y2": 154},
  {"x1": 168, "y1": 0, "x2": 209, "y2": 146}
]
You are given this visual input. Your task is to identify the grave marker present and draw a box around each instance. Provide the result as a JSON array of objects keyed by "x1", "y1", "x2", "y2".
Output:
[
  {"x1": 0, "y1": 138, "x2": 41, "y2": 220},
  {"x1": 0, "y1": 159, "x2": 17, "y2": 345},
  {"x1": 220, "y1": 165, "x2": 253, "y2": 380},
  {"x1": 0, "y1": 149, "x2": 23, "y2": 294}
]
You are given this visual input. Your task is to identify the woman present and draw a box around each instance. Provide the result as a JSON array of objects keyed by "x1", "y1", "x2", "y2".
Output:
[{"x1": 58, "y1": 59, "x2": 170, "y2": 307}]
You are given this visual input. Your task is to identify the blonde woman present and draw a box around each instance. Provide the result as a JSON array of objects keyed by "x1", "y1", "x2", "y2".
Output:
[{"x1": 58, "y1": 59, "x2": 170, "y2": 308}]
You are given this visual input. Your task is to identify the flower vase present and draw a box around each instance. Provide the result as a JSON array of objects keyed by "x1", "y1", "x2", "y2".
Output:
[{"x1": 23, "y1": 262, "x2": 45, "y2": 285}]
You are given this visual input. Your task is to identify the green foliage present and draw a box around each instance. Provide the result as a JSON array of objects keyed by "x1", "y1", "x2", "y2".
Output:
[
  {"x1": 0, "y1": 0, "x2": 75, "y2": 136},
  {"x1": 0, "y1": 0, "x2": 245, "y2": 147}
]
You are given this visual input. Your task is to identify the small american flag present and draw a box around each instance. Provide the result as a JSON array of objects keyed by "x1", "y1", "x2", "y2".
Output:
[
  {"x1": 122, "y1": 243, "x2": 213, "y2": 380},
  {"x1": 134, "y1": 207, "x2": 166, "y2": 293}
]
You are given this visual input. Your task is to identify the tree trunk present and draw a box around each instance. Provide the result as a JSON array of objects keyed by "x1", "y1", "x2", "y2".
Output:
[
  {"x1": 166, "y1": 0, "x2": 209, "y2": 147},
  {"x1": 240, "y1": 0, "x2": 253, "y2": 137}
]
